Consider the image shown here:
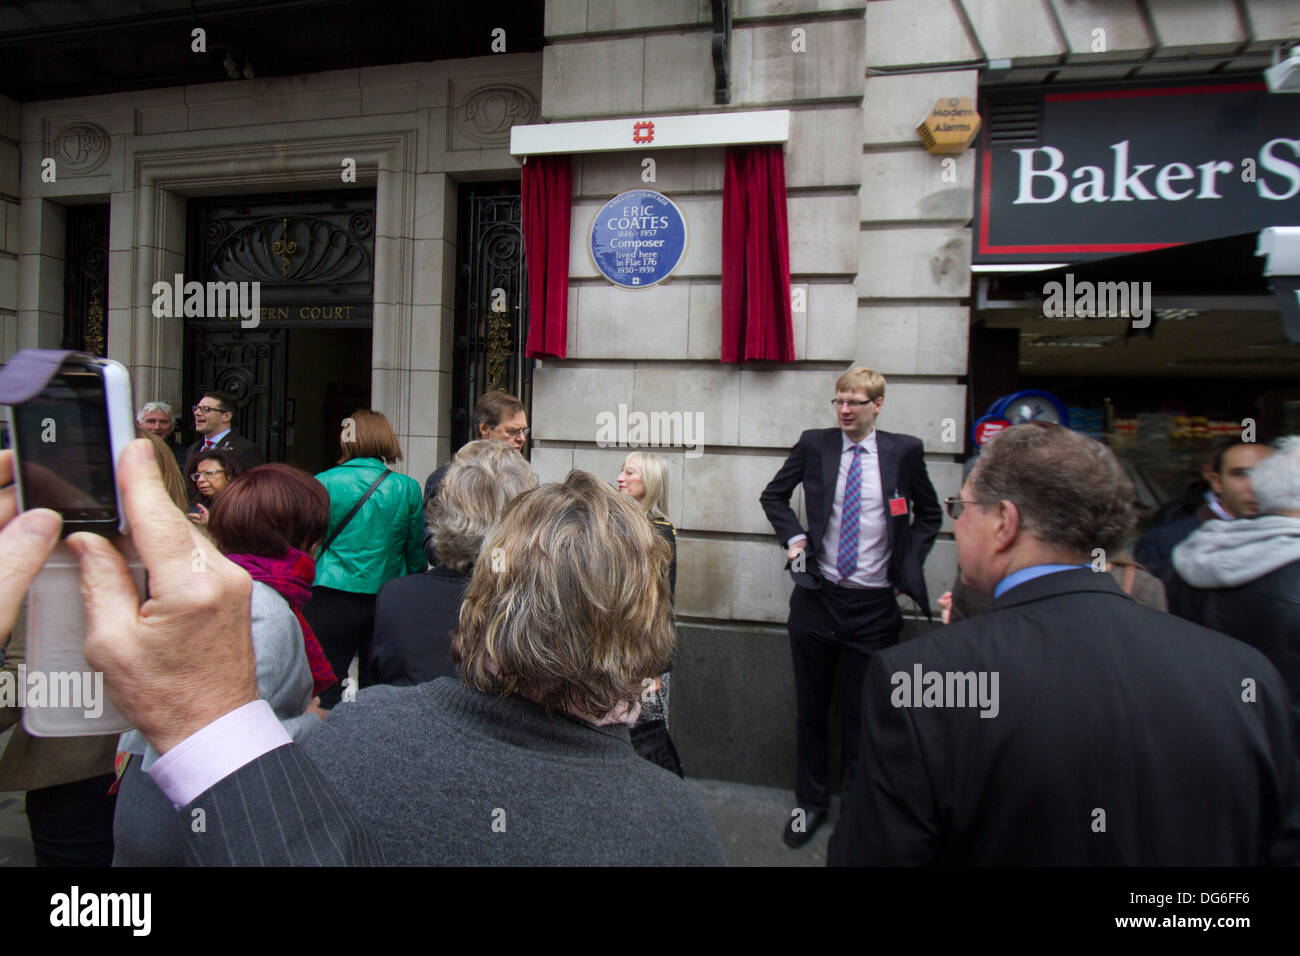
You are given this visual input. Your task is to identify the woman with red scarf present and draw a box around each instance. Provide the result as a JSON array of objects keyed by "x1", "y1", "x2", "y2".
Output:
[{"x1": 112, "y1": 464, "x2": 337, "y2": 865}]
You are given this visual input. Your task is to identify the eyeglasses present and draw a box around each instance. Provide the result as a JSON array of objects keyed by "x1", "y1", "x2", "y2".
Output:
[
  {"x1": 192, "y1": 404, "x2": 225, "y2": 415},
  {"x1": 944, "y1": 497, "x2": 981, "y2": 519},
  {"x1": 192, "y1": 469, "x2": 226, "y2": 481},
  {"x1": 831, "y1": 399, "x2": 876, "y2": 408},
  {"x1": 499, "y1": 426, "x2": 529, "y2": 438}
]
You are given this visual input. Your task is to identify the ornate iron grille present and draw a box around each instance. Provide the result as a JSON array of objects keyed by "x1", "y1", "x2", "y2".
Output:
[
  {"x1": 187, "y1": 190, "x2": 376, "y2": 318},
  {"x1": 62, "y1": 204, "x2": 109, "y2": 356},
  {"x1": 452, "y1": 182, "x2": 531, "y2": 450}
]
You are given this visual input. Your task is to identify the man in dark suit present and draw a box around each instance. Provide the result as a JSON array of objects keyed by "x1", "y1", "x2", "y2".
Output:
[
  {"x1": 185, "y1": 389, "x2": 263, "y2": 470},
  {"x1": 829, "y1": 424, "x2": 1300, "y2": 866},
  {"x1": 760, "y1": 366, "x2": 940, "y2": 848},
  {"x1": 0, "y1": 439, "x2": 378, "y2": 865}
]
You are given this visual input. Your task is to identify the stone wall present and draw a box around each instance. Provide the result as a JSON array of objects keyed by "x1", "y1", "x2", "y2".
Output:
[
  {"x1": 533, "y1": 0, "x2": 960, "y2": 628},
  {"x1": 2, "y1": 55, "x2": 543, "y2": 486}
]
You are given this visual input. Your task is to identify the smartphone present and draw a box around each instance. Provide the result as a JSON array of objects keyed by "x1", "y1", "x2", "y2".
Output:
[
  {"x1": 2, "y1": 355, "x2": 138, "y2": 735},
  {"x1": 5, "y1": 358, "x2": 133, "y2": 535}
]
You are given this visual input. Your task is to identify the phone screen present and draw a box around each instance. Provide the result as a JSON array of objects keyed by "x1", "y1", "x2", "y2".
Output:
[{"x1": 12, "y1": 368, "x2": 118, "y2": 521}]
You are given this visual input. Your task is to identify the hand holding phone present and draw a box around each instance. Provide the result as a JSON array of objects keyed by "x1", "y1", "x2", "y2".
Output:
[
  {"x1": 69, "y1": 440, "x2": 259, "y2": 755},
  {"x1": 0, "y1": 452, "x2": 61, "y2": 643},
  {"x1": 3, "y1": 353, "x2": 133, "y2": 536}
]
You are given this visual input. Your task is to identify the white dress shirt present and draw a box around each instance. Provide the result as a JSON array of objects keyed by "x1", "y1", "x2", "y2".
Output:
[{"x1": 817, "y1": 430, "x2": 891, "y2": 588}]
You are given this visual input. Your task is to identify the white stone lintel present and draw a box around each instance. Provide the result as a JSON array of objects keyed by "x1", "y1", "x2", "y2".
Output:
[{"x1": 511, "y1": 109, "x2": 790, "y2": 157}]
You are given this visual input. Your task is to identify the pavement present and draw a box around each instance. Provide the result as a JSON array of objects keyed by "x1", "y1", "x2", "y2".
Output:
[{"x1": 0, "y1": 726, "x2": 832, "y2": 867}]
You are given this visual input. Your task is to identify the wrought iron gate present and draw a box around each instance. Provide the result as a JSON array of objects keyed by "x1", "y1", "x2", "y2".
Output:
[
  {"x1": 63, "y1": 205, "x2": 109, "y2": 356},
  {"x1": 452, "y1": 182, "x2": 531, "y2": 450}
]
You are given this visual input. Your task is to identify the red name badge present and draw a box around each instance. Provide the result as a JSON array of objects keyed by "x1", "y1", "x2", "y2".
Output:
[{"x1": 889, "y1": 496, "x2": 908, "y2": 517}]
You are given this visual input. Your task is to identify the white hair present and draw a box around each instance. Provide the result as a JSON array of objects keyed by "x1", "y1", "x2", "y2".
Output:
[
  {"x1": 1250, "y1": 436, "x2": 1300, "y2": 514},
  {"x1": 136, "y1": 400, "x2": 175, "y2": 423}
]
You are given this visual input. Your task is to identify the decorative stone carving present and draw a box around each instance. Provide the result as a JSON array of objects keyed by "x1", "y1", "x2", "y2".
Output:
[
  {"x1": 49, "y1": 123, "x2": 110, "y2": 175},
  {"x1": 455, "y1": 85, "x2": 538, "y2": 146}
]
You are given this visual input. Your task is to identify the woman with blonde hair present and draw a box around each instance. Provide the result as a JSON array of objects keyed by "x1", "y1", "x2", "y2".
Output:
[
  {"x1": 303, "y1": 409, "x2": 426, "y2": 708},
  {"x1": 617, "y1": 452, "x2": 676, "y2": 596},
  {"x1": 370, "y1": 440, "x2": 537, "y2": 686},
  {"x1": 616, "y1": 451, "x2": 682, "y2": 775},
  {"x1": 301, "y1": 471, "x2": 724, "y2": 865}
]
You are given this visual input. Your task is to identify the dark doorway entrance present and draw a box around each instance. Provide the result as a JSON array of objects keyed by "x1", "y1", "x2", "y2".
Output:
[
  {"x1": 452, "y1": 181, "x2": 531, "y2": 453},
  {"x1": 183, "y1": 189, "x2": 375, "y2": 467},
  {"x1": 284, "y1": 327, "x2": 372, "y2": 474}
]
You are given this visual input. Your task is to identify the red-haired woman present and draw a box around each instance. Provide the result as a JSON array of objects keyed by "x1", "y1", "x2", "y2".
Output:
[{"x1": 113, "y1": 464, "x2": 336, "y2": 864}]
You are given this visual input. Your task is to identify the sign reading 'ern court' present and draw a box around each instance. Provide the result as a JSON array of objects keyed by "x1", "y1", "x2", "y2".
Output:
[{"x1": 590, "y1": 189, "x2": 688, "y2": 289}]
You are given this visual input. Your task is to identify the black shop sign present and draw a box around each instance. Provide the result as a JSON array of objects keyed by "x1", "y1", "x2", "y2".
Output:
[{"x1": 975, "y1": 80, "x2": 1300, "y2": 263}]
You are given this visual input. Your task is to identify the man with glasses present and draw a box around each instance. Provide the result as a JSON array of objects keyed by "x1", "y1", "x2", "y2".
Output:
[
  {"x1": 184, "y1": 390, "x2": 263, "y2": 471},
  {"x1": 760, "y1": 366, "x2": 940, "y2": 848}
]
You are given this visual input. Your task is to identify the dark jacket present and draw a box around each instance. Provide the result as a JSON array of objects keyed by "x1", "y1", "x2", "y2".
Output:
[
  {"x1": 1165, "y1": 515, "x2": 1300, "y2": 746},
  {"x1": 759, "y1": 427, "x2": 941, "y2": 610},
  {"x1": 184, "y1": 431, "x2": 263, "y2": 471},
  {"x1": 369, "y1": 565, "x2": 469, "y2": 686},
  {"x1": 650, "y1": 514, "x2": 677, "y2": 601},
  {"x1": 829, "y1": 568, "x2": 1300, "y2": 866},
  {"x1": 302, "y1": 678, "x2": 725, "y2": 865},
  {"x1": 1134, "y1": 502, "x2": 1213, "y2": 572}
]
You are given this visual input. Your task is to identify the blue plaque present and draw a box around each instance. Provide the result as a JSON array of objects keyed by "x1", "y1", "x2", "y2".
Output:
[{"x1": 589, "y1": 189, "x2": 688, "y2": 289}]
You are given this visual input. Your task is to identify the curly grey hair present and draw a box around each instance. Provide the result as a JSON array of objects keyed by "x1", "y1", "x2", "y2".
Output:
[
  {"x1": 427, "y1": 440, "x2": 537, "y2": 573},
  {"x1": 1250, "y1": 436, "x2": 1300, "y2": 515}
]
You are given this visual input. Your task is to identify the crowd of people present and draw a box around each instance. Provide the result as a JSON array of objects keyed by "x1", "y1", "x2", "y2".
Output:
[{"x1": 1, "y1": 368, "x2": 1298, "y2": 866}]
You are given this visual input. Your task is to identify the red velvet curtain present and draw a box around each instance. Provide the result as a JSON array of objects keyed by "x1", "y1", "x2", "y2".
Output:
[
  {"x1": 721, "y1": 145, "x2": 795, "y2": 363},
  {"x1": 522, "y1": 155, "x2": 573, "y2": 359}
]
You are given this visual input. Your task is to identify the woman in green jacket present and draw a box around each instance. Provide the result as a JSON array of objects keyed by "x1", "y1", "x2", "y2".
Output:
[{"x1": 303, "y1": 409, "x2": 426, "y2": 707}]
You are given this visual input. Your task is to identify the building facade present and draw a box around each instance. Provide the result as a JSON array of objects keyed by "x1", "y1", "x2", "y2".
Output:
[{"x1": 0, "y1": 0, "x2": 1294, "y2": 785}]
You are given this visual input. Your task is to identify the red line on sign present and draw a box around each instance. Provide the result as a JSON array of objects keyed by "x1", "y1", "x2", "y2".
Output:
[{"x1": 1045, "y1": 82, "x2": 1265, "y2": 102}]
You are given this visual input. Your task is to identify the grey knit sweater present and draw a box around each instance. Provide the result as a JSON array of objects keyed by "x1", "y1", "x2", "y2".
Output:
[{"x1": 302, "y1": 677, "x2": 725, "y2": 866}]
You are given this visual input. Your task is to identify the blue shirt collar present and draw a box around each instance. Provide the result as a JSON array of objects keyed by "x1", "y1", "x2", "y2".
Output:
[{"x1": 994, "y1": 563, "x2": 1091, "y2": 599}]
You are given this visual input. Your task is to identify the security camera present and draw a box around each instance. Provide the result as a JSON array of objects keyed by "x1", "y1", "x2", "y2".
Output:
[{"x1": 1264, "y1": 44, "x2": 1300, "y2": 93}]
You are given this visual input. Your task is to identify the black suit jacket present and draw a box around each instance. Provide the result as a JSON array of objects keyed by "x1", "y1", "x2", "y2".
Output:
[
  {"x1": 828, "y1": 569, "x2": 1300, "y2": 866},
  {"x1": 370, "y1": 565, "x2": 469, "y2": 686},
  {"x1": 1166, "y1": 557, "x2": 1300, "y2": 748},
  {"x1": 181, "y1": 742, "x2": 384, "y2": 865},
  {"x1": 759, "y1": 428, "x2": 940, "y2": 609},
  {"x1": 185, "y1": 432, "x2": 264, "y2": 470}
]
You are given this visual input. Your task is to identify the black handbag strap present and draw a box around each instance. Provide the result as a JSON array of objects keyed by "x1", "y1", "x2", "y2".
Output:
[{"x1": 319, "y1": 468, "x2": 391, "y2": 558}]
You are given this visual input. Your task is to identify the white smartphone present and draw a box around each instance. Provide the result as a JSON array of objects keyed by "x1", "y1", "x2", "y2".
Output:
[
  {"x1": 5, "y1": 357, "x2": 134, "y2": 536},
  {"x1": 4, "y1": 355, "x2": 139, "y2": 736}
]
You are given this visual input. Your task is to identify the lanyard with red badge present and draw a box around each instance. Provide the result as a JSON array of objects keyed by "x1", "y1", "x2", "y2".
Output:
[{"x1": 888, "y1": 489, "x2": 909, "y2": 517}]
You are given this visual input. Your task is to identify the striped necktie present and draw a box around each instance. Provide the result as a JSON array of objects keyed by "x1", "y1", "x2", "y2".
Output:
[
  {"x1": 836, "y1": 445, "x2": 862, "y2": 580},
  {"x1": 201, "y1": 439, "x2": 214, "y2": 452}
]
